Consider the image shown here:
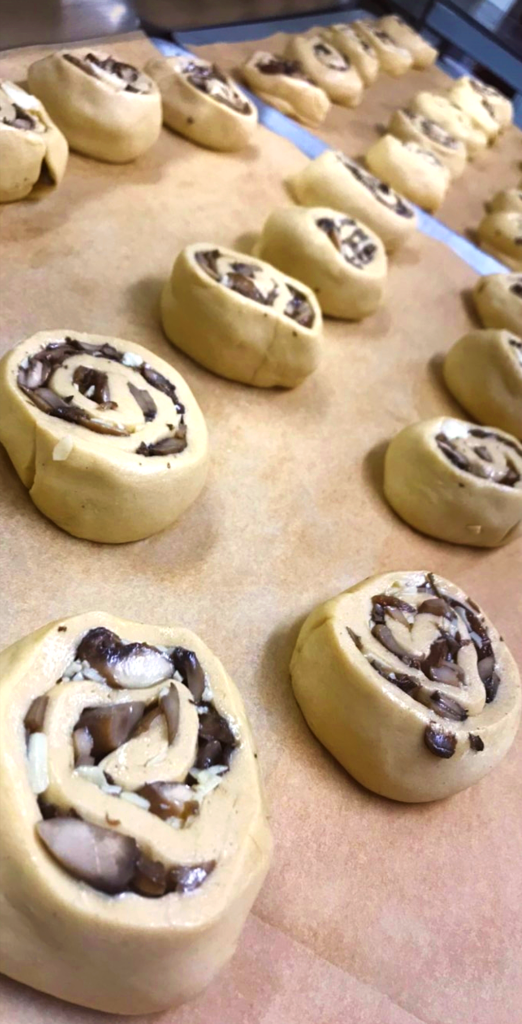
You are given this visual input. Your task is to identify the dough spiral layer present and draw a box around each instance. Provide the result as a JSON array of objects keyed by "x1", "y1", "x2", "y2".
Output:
[
  {"x1": 0, "y1": 613, "x2": 271, "y2": 1014},
  {"x1": 0, "y1": 330, "x2": 208, "y2": 542},
  {"x1": 290, "y1": 571, "x2": 520, "y2": 802},
  {"x1": 444, "y1": 328, "x2": 522, "y2": 438}
]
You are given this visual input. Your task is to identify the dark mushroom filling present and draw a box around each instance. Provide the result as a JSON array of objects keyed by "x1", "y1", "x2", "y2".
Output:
[
  {"x1": 1, "y1": 101, "x2": 39, "y2": 131},
  {"x1": 346, "y1": 573, "x2": 500, "y2": 758},
  {"x1": 509, "y1": 338, "x2": 522, "y2": 365},
  {"x1": 510, "y1": 280, "x2": 522, "y2": 298},
  {"x1": 435, "y1": 427, "x2": 522, "y2": 487},
  {"x1": 64, "y1": 52, "x2": 148, "y2": 93},
  {"x1": 336, "y1": 154, "x2": 415, "y2": 218},
  {"x1": 371, "y1": 29, "x2": 397, "y2": 45},
  {"x1": 316, "y1": 216, "x2": 377, "y2": 268},
  {"x1": 194, "y1": 249, "x2": 315, "y2": 327},
  {"x1": 26, "y1": 630, "x2": 239, "y2": 897},
  {"x1": 181, "y1": 58, "x2": 251, "y2": 114},
  {"x1": 404, "y1": 110, "x2": 458, "y2": 149},
  {"x1": 311, "y1": 41, "x2": 349, "y2": 71},
  {"x1": 256, "y1": 56, "x2": 312, "y2": 82},
  {"x1": 17, "y1": 337, "x2": 186, "y2": 456}
]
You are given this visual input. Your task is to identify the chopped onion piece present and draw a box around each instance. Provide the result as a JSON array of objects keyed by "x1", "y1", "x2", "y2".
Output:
[{"x1": 27, "y1": 732, "x2": 49, "y2": 794}]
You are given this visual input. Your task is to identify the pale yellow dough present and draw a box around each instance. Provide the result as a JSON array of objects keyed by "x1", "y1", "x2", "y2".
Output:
[
  {"x1": 384, "y1": 416, "x2": 522, "y2": 547},
  {"x1": 255, "y1": 205, "x2": 387, "y2": 320},
  {"x1": 410, "y1": 91, "x2": 488, "y2": 158},
  {"x1": 0, "y1": 331, "x2": 209, "y2": 543},
  {"x1": 241, "y1": 51, "x2": 330, "y2": 127},
  {"x1": 378, "y1": 14, "x2": 438, "y2": 69},
  {"x1": 288, "y1": 149, "x2": 417, "y2": 251},
  {"x1": 161, "y1": 243, "x2": 322, "y2": 388},
  {"x1": 290, "y1": 571, "x2": 521, "y2": 802},
  {"x1": 478, "y1": 211, "x2": 522, "y2": 270},
  {"x1": 0, "y1": 80, "x2": 68, "y2": 202},
  {"x1": 321, "y1": 24, "x2": 379, "y2": 85},
  {"x1": 352, "y1": 20, "x2": 413, "y2": 76},
  {"x1": 144, "y1": 54, "x2": 257, "y2": 151},
  {"x1": 28, "y1": 49, "x2": 162, "y2": 162},
  {"x1": 388, "y1": 108, "x2": 466, "y2": 179},
  {"x1": 365, "y1": 134, "x2": 450, "y2": 212},
  {"x1": 285, "y1": 33, "x2": 363, "y2": 107},
  {"x1": 473, "y1": 273, "x2": 522, "y2": 334},
  {"x1": 451, "y1": 75, "x2": 512, "y2": 131},
  {"x1": 444, "y1": 329, "x2": 522, "y2": 438},
  {"x1": 449, "y1": 77, "x2": 500, "y2": 142},
  {"x1": 0, "y1": 612, "x2": 271, "y2": 1014},
  {"x1": 488, "y1": 188, "x2": 522, "y2": 215}
]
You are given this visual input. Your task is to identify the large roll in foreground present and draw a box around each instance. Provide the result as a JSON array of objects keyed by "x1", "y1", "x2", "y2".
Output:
[
  {"x1": 291, "y1": 572, "x2": 520, "y2": 802},
  {"x1": 0, "y1": 613, "x2": 271, "y2": 1014}
]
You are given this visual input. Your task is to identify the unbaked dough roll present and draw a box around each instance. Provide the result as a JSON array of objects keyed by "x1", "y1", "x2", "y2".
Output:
[
  {"x1": 388, "y1": 108, "x2": 466, "y2": 179},
  {"x1": 0, "y1": 80, "x2": 68, "y2": 202},
  {"x1": 448, "y1": 77, "x2": 500, "y2": 142},
  {"x1": 452, "y1": 75, "x2": 512, "y2": 131},
  {"x1": 477, "y1": 211, "x2": 522, "y2": 270},
  {"x1": 0, "y1": 331, "x2": 208, "y2": 543},
  {"x1": 410, "y1": 91, "x2": 487, "y2": 158},
  {"x1": 144, "y1": 54, "x2": 257, "y2": 152},
  {"x1": 290, "y1": 571, "x2": 521, "y2": 802},
  {"x1": 384, "y1": 416, "x2": 522, "y2": 547},
  {"x1": 377, "y1": 14, "x2": 438, "y2": 69},
  {"x1": 28, "y1": 49, "x2": 162, "y2": 162},
  {"x1": 0, "y1": 612, "x2": 271, "y2": 1014},
  {"x1": 255, "y1": 205, "x2": 387, "y2": 320},
  {"x1": 444, "y1": 329, "x2": 522, "y2": 438},
  {"x1": 321, "y1": 24, "x2": 379, "y2": 86},
  {"x1": 241, "y1": 51, "x2": 330, "y2": 127},
  {"x1": 365, "y1": 134, "x2": 450, "y2": 212},
  {"x1": 473, "y1": 273, "x2": 522, "y2": 334},
  {"x1": 288, "y1": 150, "x2": 417, "y2": 251},
  {"x1": 488, "y1": 188, "x2": 522, "y2": 215},
  {"x1": 161, "y1": 244, "x2": 322, "y2": 388},
  {"x1": 352, "y1": 20, "x2": 413, "y2": 77},
  {"x1": 284, "y1": 33, "x2": 363, "y2": 107}
]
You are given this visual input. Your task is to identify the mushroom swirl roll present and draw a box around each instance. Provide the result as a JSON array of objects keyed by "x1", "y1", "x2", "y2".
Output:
[{"x1": 0, "y1": 80, "x2": 68, "y2": 201}]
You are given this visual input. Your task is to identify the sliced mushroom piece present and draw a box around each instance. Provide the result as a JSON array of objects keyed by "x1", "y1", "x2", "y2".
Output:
[
  {"x1": 37, "y1": 818, "x2": 138, "y2": 894},
  {"x1": 429, "y1": 691, "x2": 468, "y2": 721},
  {"x1": 128, "y1": 382, "x2": 157, "y2": 422},
  {"x1": 136, "y1": 430, "x2": 187, "y2": 456},
  {"x1": 428, "y1": 665, "x2": 463, "y2": 687},
  {"x1": 424, "y1": 723, "x2": 457, "y2": 758},
  {"x1": 131, "y1": 704, "x2": 163, "y2": 737},
  {"x1": 140, "y1": 364, "x2": 185, "y2": 414},
  {"x1": 159, "y1": 685, "x2": 180, "y2": 745},
  {"x1": 76, "y1": 628, "x2": 173, "y2": 689},
  {"x1": 73, "y1": 727, "x2": 94, "y2": 767},
  {"x1": 77, "y1": 702, "x2": 146, "y2": 758},
  {"x1": 73, "y1": 366, "x2": 111, "y2": 405},
  {"x1": 133, "y1": 853, "x2": 167, "y2": 897},
  {"x1": 418, "y1": 598, "x2": 453, "y2": 617},
  {"x1": 24, "y1": 695, "x2": 49, "y2": 734},
  {"x1": 168, "y1": 859, "x2": 216, "y2": 894},
  {"x1": 371, "y1": 623, "x2": 420, "y2": 668},
  {"x1": 137, "y1": 782, "x2": 199, "y2": 821},
  {"x1": 469, "y1": 733, "x2": 485, "y2": 752},
  {"x1": 171, "y1": 647, "x2": 206, "y2": 702},
  {"x1": 197, "y1": 706, "x2": 236, "y2": 746},
  {"x1": 196, "y1": 739, "x2": 223, "y2": 769}
]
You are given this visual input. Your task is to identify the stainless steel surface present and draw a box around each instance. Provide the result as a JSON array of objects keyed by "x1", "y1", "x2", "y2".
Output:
[{"x1": 0, "y1": 0, "x2": 138, "y2": 50}]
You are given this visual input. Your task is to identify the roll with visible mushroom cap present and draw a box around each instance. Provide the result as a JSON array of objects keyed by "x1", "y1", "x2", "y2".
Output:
[
  {"x1": 288, "y1": 149, "x2": 417, "y2": 251},
  {"x1": 161, "y1": 244, "x2": 322, "y2": 388},
  {"x1": 477, "y1": 211, "x2": 522, "y2": 270},
  {"x1": 0, "y1": 331, "x2": 208, "y2": 542},
  {"x1": 284, "y1": 34, "x2": 364, "y2": 107},
  {"x1": 384, "y1": 416, "x2": 522, "y2": 547},
  {"x1": 255, "y1": 205, "x2": 387, "y2": 320},
  {"x1": 0, "y1": 80, "x2": 68, "y2": 202},
  {"x1": 144, "y1": 54, "x2": 257, "y2": 152},
  {"x1": 388, "y1": 108, "x2": 466, "y2": 179},
  {"x1": 352, "y1": 20, "x2": 413, "y2": 77},
  {"x1": 473, "y1": 273, "x2": 522, "y2": 334},
  {"x1": 290, "y1": 571, "x2": 521, "y2": 802},
  {"x1": 377, "y1": 15, "x2": 438, "y2": 69},
  {"x1": 320, "y1": 24, "x2": 379, "y2": 86},
  {"x1": 410, "y1": 91, "x2": 487, "y2": 158},
  {"x1": 462, "y1": 76, "x2": 512, "y2": 130},
  {"x1": 27, "y1": 50, "x2": 162, "y2": 162},
  {"x1": 0, "y1": 613, "x2": 271, "y2": 1014},
  {"x1": 444, "y1": 329, "x2": 522, "y2": 439},
  {"x1": 240, "y1": 51, "x2": 330, "y2": 127},
  {"x1": 448, "y1": 77, "x2": 500, "y2": 143},
  {"x1": 365, "y1": 134, "x2": 450, "y2": 212}
]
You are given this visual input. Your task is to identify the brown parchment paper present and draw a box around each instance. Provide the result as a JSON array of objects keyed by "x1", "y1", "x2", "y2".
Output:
[
  {"x1": 193, "y1": 29, "x2": 522, "y2": 240},
  {"x1": 1, "y1": 32, "x2": 522, "y2": 1024}
]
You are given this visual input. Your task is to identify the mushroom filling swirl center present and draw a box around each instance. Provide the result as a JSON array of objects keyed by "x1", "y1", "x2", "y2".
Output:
[
  {"x1": 0, "y1": 84, "x2": 42, "y2": 132},
  {"x1": 311, "y1": 40, "x2": 350, "y2": 71},
  {"x1": 195, "y1": 249, "x2": 315, "y2": 327},
  {"x1": 178, "y1": 57, "x2": 252, "y2": 114},
  {"x1": 335, "y1": 153, "x2": 415, "y2": 218},
  {"x1": 17, "y1": 337, "x2": 188, "y2": 457},
  {"x1": 347, "y1": 573, "x2": 502, "y2": 758},
  {"x1": 316, "y1": 215, "x2": 378, "y2": 268},
  {"x1": 25, "y1": 628, "x2": 238, "y2": 897},
  {"x1": 63, "y1": 52, "x2": 152, "y2": 93},
  {"x1": 435, "y1": 423, "x2": 522, "y2": 488}
]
